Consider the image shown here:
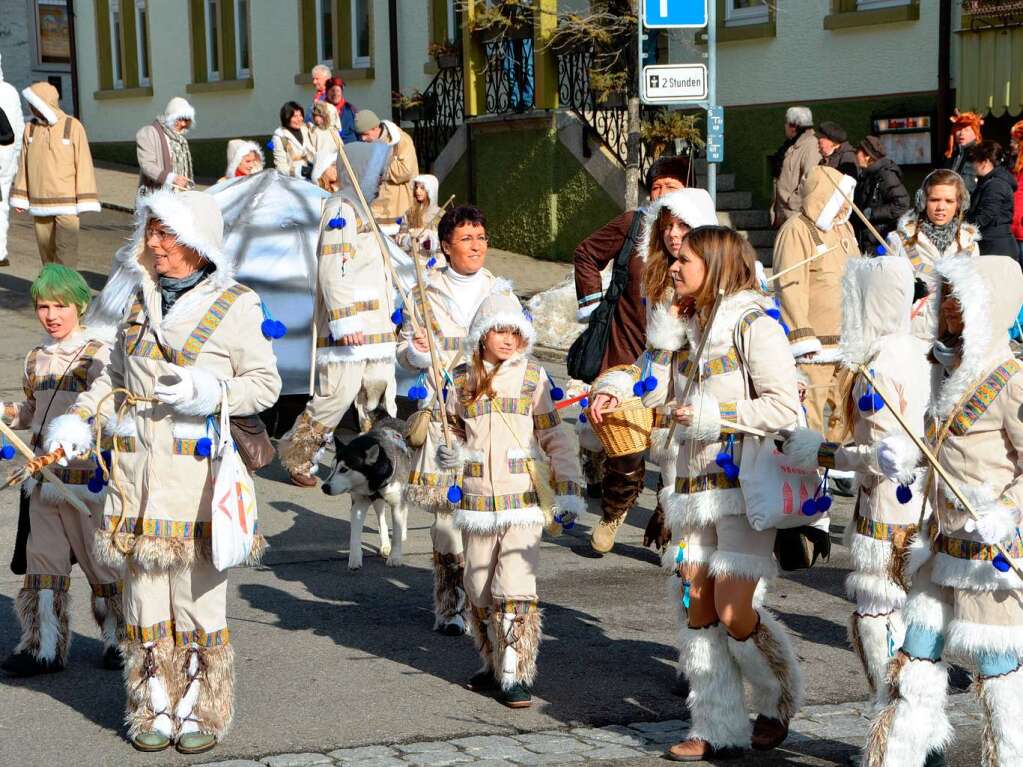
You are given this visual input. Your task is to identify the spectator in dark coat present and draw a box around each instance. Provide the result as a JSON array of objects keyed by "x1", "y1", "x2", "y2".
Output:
[
  {"x1": 325, "y1": 77, "x2": 358, "y2": 144},
  {"x1": 853, "y1": 135, "x2": 910, "y2": 251},
  {"x1": 818, "y1": 121, "x2": 859, "y2": 181},
  {"x1": 966, "y1": 140, "x2": 1018, "y2": 257},
  {"x1": 945, "y1": 111, "x2": 983, "y2": 194}
]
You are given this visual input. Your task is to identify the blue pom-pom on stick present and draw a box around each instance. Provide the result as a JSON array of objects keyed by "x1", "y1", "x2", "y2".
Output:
[
  {"x1": 551, "y1": 386, "x2": 564, "y2": 401},
  {"x1": 391, "y1": 307, "x2": 404, "y2": 326},
  {"x1": 88, "y1": 477, "x2": 105, "y2": 494},
  {"x1": 993, "y1": 553, "x2": 1011, "y2": 573},
  {"x1": 447, "y1": 485, "x2": 463, "y2": 503},
  {"x1": 195, "y1": 437, "x2": 213, "y2": 458},
  {"x1": 327, "y1": 215, "x2": 346, "y2": 230},
  {"x1": 896, "y1": 484, "x2": 913, "y2": 504},
  {"x1": 0, "y1": 444, "x2": 15, "y2": 460}
]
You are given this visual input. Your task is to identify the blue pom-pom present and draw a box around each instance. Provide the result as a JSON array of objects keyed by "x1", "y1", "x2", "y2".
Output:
[
  {"x1": 195, "y1": 437, "x2": 213, "y2": 458},
  {"x1": 872, "y1": 392, "x2": 885, "y2": 410},
  {"x1": 562, "y1": 518, "x2": 575, "y2": 531},
  {"x1": 261, "y1": 318, "x2": 277, "y2": 340},
  {"x1": 88, "y1": 477, "x2": 105, "y2": 494},
  {"x1": 580, "y1": 397, "x2": 589, "y2": 408},
  {"x1": 93, "y1": 466, "x2": 104, "y2": 480},
  {"x1": 551, "y1": 386, "x2": 564, "y2": 401},
  {"x1": 644, "y1": 376, "x2": 658, "y2": 392},
  {"x1": 273, "y1": 320, "x2": 288, "y2": 338},
  {"x1": 715, "y1": 452, "x2": 731, "y2": 468},
  {"x1": 724, "y1": 463, "x2": 740, "y2": 481},
  {"x1": 858, "y1": 393, "x2": 877, "y2": 412},
  {"x1": 801, "y1": 498, "x2": 818, "y2": 516},
  {"x1": 426, "y1": 257, "x2": 437, "y2": 269},
  {"x1": 875, "y1": 244, "x2": 887, "y2": 256},
  {"x1": 815, "y1": 495, "x2": 833, "y2": 513},
  {"x1": 391, "y1": 308, "x2": 404, "y2": 325},
  {"x1": 993, "y1": 553, "x2": 1011, "y2": 573},
  {"x1": 779, "y1": 321, "x2": 790, "y2": 336},
  {"x1": 0, "y1": 445, "x2": 14, "y2": 460},
  {"x1": 266, "y1": 138, "x2": 274, "y2": 150},
  {"x1": 896, "y1": 484, "x2": 913, "y2": 504},
  {"x1": 447, "y1": 485, "x2": 463, "y2": 503},
  {"x1": 327, "y1": 215, "x2": 346, "y2": 230},
  {"x1": 632, "y1": 381, "x2": 645, "y2": 397},
  {"x1": 578, "y1": 413, "x2": 588, "y2": 424},
  {"x1": 766, "y1": 307, "x2": 781, "y2": 321}
]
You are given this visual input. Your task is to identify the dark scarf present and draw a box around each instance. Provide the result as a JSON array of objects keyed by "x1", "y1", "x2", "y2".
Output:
[
  {"x1": 920, "y1": 218, "x2": 959, "y2": 255},
  {"x1": 159, "y1": 263, "x2": 215, "y2": 314}
]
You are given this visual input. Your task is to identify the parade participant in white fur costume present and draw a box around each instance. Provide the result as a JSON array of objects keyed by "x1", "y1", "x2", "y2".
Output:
[
  {"x1": 886, "y1": 169, "x2": 979, "y2": 342},
  {"x1": 220, "y1": 139, "x2": 264, "y2": 182},
  {"x1": 590, "y1": 188, "x2": 718, "y2": 555},
  {"x1": 45, "y1": 190, "x2": 281, "y2": 754},
  {"x1": 1, "y1": 265, "x2": 124, "y2": 677},
  {"x1": 435, "y1": 288, "x2": 585, "y2": 709},
  {"x1": 779, "y1": 257, "x2": 932, "y2": 704},
  {"x1": 398, "y1": 174, "x2": 442, "y2": 255},
  {"x1": 590, "y1": 226, "x2": 804, "y2": 761},
  {"x1": 772, "y1": 165, "x2": 858, "y2": 435},
  {"x1": 0, "y1": 52, "x2": 25, "y2": 266},
  {"x1": 397, "y1": 205, "x2": 509, "y2": 635},
  {"x1": 278, "y1": 188, "x2": 397, "y2": 486},
  {"x1": 136, "y1": 97, "x2": 195, "y2": 194},
  {"x1": 865, "y1": 255, "x2": 1023, "y2": 767}
]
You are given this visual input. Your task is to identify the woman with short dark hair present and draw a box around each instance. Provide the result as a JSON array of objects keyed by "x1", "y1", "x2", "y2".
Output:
[
  {"x1": 272, "y1": 101, "x2": 315, "y2": 180},
  {"x1": 967, "y1": 140, "x2": 1018, "y2": 257}
]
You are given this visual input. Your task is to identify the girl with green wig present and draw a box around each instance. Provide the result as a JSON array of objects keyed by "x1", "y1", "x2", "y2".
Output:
[{"x1": 0, "y1": 263, "x2": 125, "y2": 677}]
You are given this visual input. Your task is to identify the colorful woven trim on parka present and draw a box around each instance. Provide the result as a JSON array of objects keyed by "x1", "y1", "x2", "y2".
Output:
[
  {"x1": 25, "y1": 340, "x2": 102, "y2": 393},
  {"x1": 103, "y1": 516, "x2": 211, "y2": 539},
  {"x1": 675, "y1": 472, "x2": 740, "y2": 494},
  {"x1": 125, "y1": 621, "x2": 231, "y2": 647},
  {"x1": 408, "y1": 470, "x2": 457, "y2": 487},
  {"x1": 940, "y1": 359, "x2": 1022, "y2": 438},
  {"x1": 460, "y1": 491, "x2": 540, "y2": 512},
  {"x1": 23, "y1": 574, "x2": 71, "y2": 591},
  {"x1": 936, "y1": 532, "x2": 1023, "y2": 561},
  {"x1": 90, "y1": 581, "x2": 123, "y2": 597},
  {"x1": 125, "y1": 284, "x2": 251, "y2": 366},
  {"x1": 455, "y1": 360, "x2": 543, "y2": 417},
  {"x1": 318, "y1": 331, "x2": 396, "y2": 348},
  {"x1": 328, "y1": 299, "x2": 380, "y2": 320},
  {"x1": 40, "y1": 467, "x2": 94, "y2": 486},
  {"x1": 496, "y1": 600, "x2": 539, "y2": 615},
  {"x1": 855, "y1": 514, "x2": 916, "y2": 542},
  {"x1": 430, "y1": 316, "x2": 466, "y2": 352},
  {"x1": 677, "y1": 347, "x2": 740, "y2": 379}
]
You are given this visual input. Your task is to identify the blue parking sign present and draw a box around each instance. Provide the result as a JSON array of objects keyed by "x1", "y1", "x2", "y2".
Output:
[{"x1": 643, "y1": 0, "x2": 708, "y2": 28}]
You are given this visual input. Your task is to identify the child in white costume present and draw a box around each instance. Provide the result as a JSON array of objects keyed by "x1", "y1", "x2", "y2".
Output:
[
  {"x1": 590, "y1": 226, "x2": 804, "y2": 761},
  {"x1": 781, "y1": 257, "x2": 932, "y2": 702},
  {"x1": 1, "y1": 264, "x2": 123, "y2": 676},
  {"x1": 437, "y1": 287, "x2": 585, "y2": 708}
]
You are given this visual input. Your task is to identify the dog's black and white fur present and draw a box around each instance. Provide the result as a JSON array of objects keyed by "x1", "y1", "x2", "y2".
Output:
[{"x1": 322, "y1": 417, "x2": 410, "y2": 570}]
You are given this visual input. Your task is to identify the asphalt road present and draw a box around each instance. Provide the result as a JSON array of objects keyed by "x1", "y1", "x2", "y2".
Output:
[{"x1": 0, "y1": 210, "x2": 983, "y2": 767}]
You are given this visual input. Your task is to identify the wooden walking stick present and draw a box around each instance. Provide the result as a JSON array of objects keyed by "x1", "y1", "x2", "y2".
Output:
[
  {"x1": 0, "y1": 421, "x2": 91, "y2": 515},
  {"x1": 858, "y1": 365, "x2": 1023, "y2": 582},
  {"x1": 410, "y1": 236, "x2": 453, "y2": 449},
  {"x1": 766, "y1": 245, "x2": 838, "y2": 284},
  {"x1": 819, "y1": 168, "x2": 890, "y2": 252},
  {"x1": 665, "y1": 288, "x2": 726, "y2": 443}
]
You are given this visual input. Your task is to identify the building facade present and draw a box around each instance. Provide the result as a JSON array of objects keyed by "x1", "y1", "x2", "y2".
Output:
[{"x1": 0, "y1": 0, "x2": 74, "y2": 113}]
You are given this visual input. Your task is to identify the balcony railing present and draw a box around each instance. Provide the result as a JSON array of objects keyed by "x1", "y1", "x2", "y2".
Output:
[
  {"x1": 408, "y1": 62, "x2": 465, "y2": 171},
  {"x1": 963, "y1": 0, "x2": 1023, "y2": 27}
]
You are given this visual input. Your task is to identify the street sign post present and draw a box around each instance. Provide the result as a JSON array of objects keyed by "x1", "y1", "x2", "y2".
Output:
[
  {"x1": 642, "y1": 0, "x2": 708, "y2": 29},
  {"x1": 707, "y1": 105, "x2": 723, "y2": 163},
  {"x1": 641, "y1": 64, "x2": 708, "y2": 103}
]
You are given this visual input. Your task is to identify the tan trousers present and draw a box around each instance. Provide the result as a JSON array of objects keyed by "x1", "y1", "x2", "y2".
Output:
[
  {"x1": 463, "y1": 524, "x2": 543, "y2": 608},
  {"x1": 431, "y1": 509, "x2": 463, "y2": 557},
  {"x1": 33, "y1": 215, "x2": 80, "y2": 267},
  {"x1": 26, "y1": 490, "x2": 121, "y2": 588},
  {"x1": 801, "y1": 361, "x2": 839, "y2": 434},
  {"x1": 123, "y1": 557, "x2": 229, "y2": 645}
]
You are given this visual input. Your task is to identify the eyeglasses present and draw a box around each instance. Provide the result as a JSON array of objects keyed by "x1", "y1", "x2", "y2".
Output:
[
  {"x1": 146, "y1": 225, "x2": 178, "y2": 243},
  {"x1": 457, "y1": 235, "x2": 488, "y2": 245}
]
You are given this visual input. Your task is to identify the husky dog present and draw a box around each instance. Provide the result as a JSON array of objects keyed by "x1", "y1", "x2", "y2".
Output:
[{"x1": 322, "y1": 417, "x2": 410, "y2": 570}]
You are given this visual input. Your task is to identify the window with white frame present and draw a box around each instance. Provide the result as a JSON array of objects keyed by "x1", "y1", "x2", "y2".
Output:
[
  {"x1": 316, "y1": 0, "x2": 334, "y2": 67},
  {"x1": 134, "y1": 0, "x2": 150, "y2": 85},
  {"x1": 725, "y1": 0, "x2": 769, "y2": 26},
  {"x1": 352, "y1": 0, "x2": 370, "y2": 68},
  {"x1": 204, "y1": 0, "x2": 221, "y2": 81},
  {"x1": 235, "y1": 0, "x2": 250, "y2": 78},
  {"x1": 446, "y1": 0, "x2": 457, "y2": 43},
  {"x1": 109, "y1": 0, "x2": 124, "y2": 87},
  {"x1": 856, "y1": 0, "x2": 910, "y2": 8}
]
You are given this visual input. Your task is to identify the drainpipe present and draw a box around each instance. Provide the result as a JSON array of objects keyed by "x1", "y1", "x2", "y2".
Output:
[
  {"x1": 937, "y1": 0, "x2": 952, "y2": 161},
  {"x1": 67, "y1": 0, "x2": 81, "y2": 118},
  {"x1": 388, "y1": 0, "x2": 400, "y2": 121}
]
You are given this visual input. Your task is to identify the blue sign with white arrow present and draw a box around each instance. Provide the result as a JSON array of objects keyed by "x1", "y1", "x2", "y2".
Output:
[{"x1": 643, "y1": 0, "x2": 708, "y2": 29}]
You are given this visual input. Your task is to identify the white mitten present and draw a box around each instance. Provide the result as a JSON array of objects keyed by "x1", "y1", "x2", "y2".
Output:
[
  {"x1": 964, "y1": 502, "x2": 1020, "y2": 546},
  {"x1": 874, "y1": 433, "x2": 920, "y2": 486},
  {"x1": 436, "y1": 443, "x2": 462, "y2": 471},
  {"x1": 154, "y1": 365, "x2": 222, "y2": 416},
  {"x1": 675, "y1": 392, "x2": 721, "y2": 443},
  {"x1": 43, "y1": 414, "x2": 94, "y2": 466},
  {"x1": 781, "y1": 427, "x2": 826, "y2": 470}
]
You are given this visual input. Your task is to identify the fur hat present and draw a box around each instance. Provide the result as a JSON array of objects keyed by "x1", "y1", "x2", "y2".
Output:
[
  {"x1": 225, "y1": 139, "x2": 264, "y2": 178},
  {"x1": 946, "y1": 110, "x2": 983, "y2": 159},
  {"x1": 646, "y1": 155, "x2": 692, "y2": 189},
  {"x1": 354, "y1": 109, "x2": 381, "y2": 135},
  {"x1": 161, "y1": 96, "x2": 195, "y2": 126},
  {"x1": 412, "y1": 174, "x2": 439, "y2": 206},
  {"x1": 818, "y1": 121, "x2": 847, "y2": 144},
  {"x1": 637, "y1": 188, "x2": 718, "y2": 263},
  {"x1": 464, "y1": 280, "x2": 534, "y2": 357},
  {"x1": 22, "y1": 82, "x2": 60, "y2": 126},
  {"x1": 858, "y1": 135, "x2": 885, "y2": 161},
  {"x1": 139, "y1": 190, "x2": 230, "y2": 278}
]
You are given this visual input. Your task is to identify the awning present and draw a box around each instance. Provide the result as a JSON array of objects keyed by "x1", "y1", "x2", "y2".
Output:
[{"x1": 957, "y1": 25, "x2": 1023, "y2": 116}]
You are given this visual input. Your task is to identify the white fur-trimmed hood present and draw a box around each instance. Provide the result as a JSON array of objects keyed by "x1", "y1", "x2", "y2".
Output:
[
  {"x1": 637, "y1": 188, "x2": 718, "y2": 264},
  {"x1": 839, "y1": 256, "x2": 914, "y2": 369},
  {"x1": 462, "y1": 278, "x2": 532, "y2": 357}
]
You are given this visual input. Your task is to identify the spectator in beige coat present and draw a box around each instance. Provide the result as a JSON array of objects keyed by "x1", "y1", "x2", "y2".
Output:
[
  {"x1": 355, "y1": 110, "x2": 419, "y2": 235},
  {"x1": 136, "y1": 97, "x2": 195, "y2": 195},
  {"x1": 772, "y1": 106, "x2": 821, "y2": 227}
]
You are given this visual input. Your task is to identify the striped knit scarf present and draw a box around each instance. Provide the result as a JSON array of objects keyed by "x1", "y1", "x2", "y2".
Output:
[{"x1": 160, "y1": 121, "x2": 193, "y2": 186}]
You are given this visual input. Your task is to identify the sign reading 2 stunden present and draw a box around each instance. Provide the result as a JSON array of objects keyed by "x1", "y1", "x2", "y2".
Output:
[
  {"x1": 642, "y1": 0, "x2": 708, "y2": 29},
  {"x1": 641, "y1": 64, "x2": 708, "y2": 103}
]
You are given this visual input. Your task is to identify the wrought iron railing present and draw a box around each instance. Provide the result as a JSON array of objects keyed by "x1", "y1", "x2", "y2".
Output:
[
  {"x1": 409, "y1": 63, "x2": 465, "y2": 171},
  {"x1": 963, "y1": 0, "x2": 1023, "y2": 27},
  {"x1": 483, "y1": 37, "x2": 535, "y2": 114}
]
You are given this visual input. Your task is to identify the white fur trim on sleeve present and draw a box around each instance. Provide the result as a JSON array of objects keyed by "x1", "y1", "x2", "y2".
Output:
[
  {"x1": 77, "y1": 200, "x2": 101, "y2": 215},
  {"x1": 789, "y1": 337, "x2": 823, "y2": 359},
  {"x1": 174, "y1": 367, "x2": 222, "y2": 417},
  {"x1": 44, "y1": 413, "x2": 94, "y2": 455},
  {"x1": 329, "y1": 315, "x2": 366, "y2": 339},
  {"x1": 783, "y1": 428, "x2": 825, "y2": 470},
  {"x1": 593, "y1": 369, "x2": 637, "y2": 403},
  {"x1": 676, "y1": 391, "x2": 721, "y2": 443},
  {"x1": 554, "y1": 494, "x2": 586, "y2": 517},
  {"x1": 877, "y1": 432, "x2": 922, "y2": 487},
  {"x1": 646, "y1": 303, "x2": 687, "y2": 352}
]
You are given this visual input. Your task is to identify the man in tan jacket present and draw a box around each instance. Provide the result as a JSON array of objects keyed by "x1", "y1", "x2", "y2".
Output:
[
  {"x1": 355, "y1": 110, "x2": 419, "y2": 234},
  {"x1": 772, "y1": 165, "x2": 858, "y2": 434},
  {"x1": 10, "y1": 82, "x2": 100, "y2": 266},
  {"x1": 772, "y1": 106, "x2": 821, "y2": 227}
]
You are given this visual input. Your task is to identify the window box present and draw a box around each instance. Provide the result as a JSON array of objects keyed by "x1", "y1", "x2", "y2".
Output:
[{"x1": 93, "y1": 85, "x2": 153, "y2": 100}]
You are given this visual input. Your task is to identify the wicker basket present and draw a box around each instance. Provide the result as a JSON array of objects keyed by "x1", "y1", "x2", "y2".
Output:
[{"x1": 589, "y1": 398, "x2": 654, "y2": 457}]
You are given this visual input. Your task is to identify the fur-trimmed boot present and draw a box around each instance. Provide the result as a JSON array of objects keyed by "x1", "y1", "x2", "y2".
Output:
[
  {"x1": 432, "y1": 553, "x2": 467, "y2": 635},
  {"x1": 92, "y1": 589, "x2": 126, "y2": 670},
  {"x1": 467, "y1": 606, "x2": 497, "y2": 693},
  {"x1": 277, "y1": 412, "x2": 329, "y2": 487},
  {"x1": 726, "y1": 611, "x2": 804, "y2": 752},
  {"x1": 591, "y1": 457, "x2": 645, "y2": 554},
  {"x1": 581, "y1": 447, "x2": 605, "y2": 498},
  {"x1": 491, "y1": 602, "x2": 541, "y2": 709},
  {"x1": 977, "y1": 666, "x2": 1023, "y2": 767},
  {"x1": 125, "y1": 639, "x2": 177, "y2": 752},
  {"x1": 849, "y1": 611, "x2": 903, "y2": 706},
  {"x1": 668, "y1": 622, "x2": 748, "y2": 761},
  {"x1": 862, "y1": 654, "x2": 952, "y2": 767},
  {"x1": 2, "y1": 583, "x2": 71, "y2": 676},
  {"x1": 173, "y1": 643, "x2": 235, "y2": 754}
]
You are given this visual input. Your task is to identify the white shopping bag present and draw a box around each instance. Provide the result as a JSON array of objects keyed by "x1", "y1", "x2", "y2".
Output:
[
  {"x1": 210, "y1": 383, "x2": 258, "y2": 571},
  {"x1": 740, "y1": 434, "x2": 824, "y2": 531}
]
